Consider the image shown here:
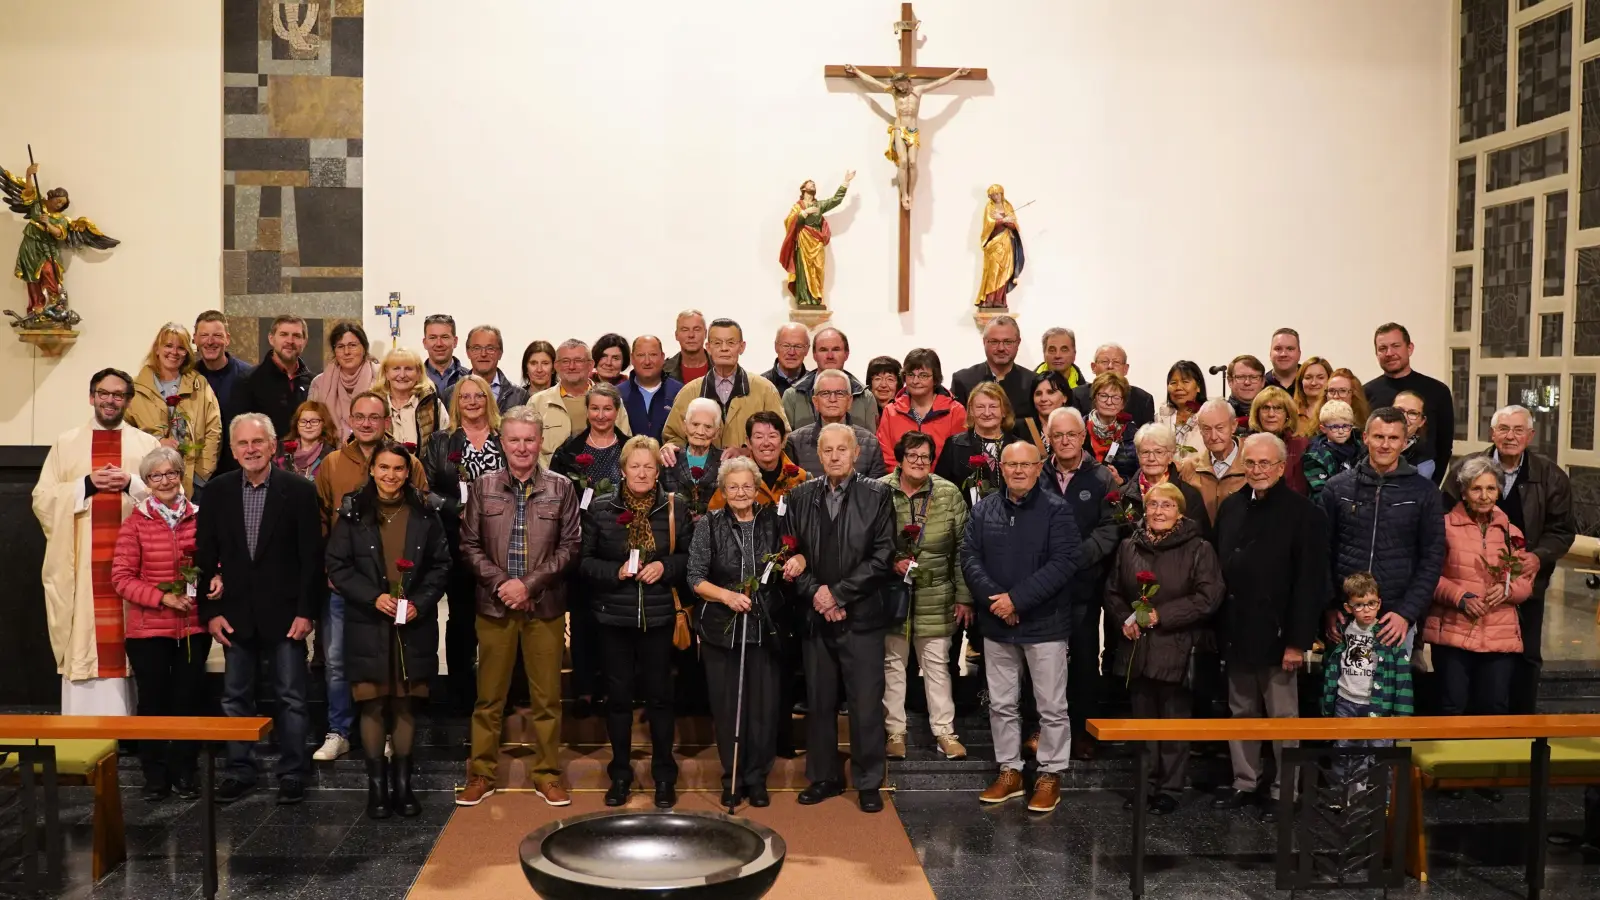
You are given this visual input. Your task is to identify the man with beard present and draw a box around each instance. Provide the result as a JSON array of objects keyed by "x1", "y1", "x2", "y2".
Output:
[
  {"x1": 236, "y1": 314, "x2": 313, "y2": 440},
  {"x1": 34, "y1": 368, "x2": 161, "y2": 714},
  {"x1": 952, "y1": 315, "x2": 1034, "y2": 421}
]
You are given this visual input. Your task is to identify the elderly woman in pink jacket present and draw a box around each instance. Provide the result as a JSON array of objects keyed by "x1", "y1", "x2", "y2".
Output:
[{"x1": 1425, "y1": 455, "x2": 1539, "y2": 725}]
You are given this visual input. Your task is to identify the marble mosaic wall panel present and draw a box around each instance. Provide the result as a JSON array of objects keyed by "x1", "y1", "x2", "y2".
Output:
[{"x1": 222, "y1": 0, "x2": 363, "y2": 371}]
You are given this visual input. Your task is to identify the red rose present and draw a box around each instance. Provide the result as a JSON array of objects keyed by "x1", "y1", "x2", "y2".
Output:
[
  {"x1": 179, "y1": 554, "x2": 194, "y2": 568},
  {"x1": 403, "y1": 442, "x2": 417, "y2": 453},
  {"x1": 448, "y1": 450, "x2": 463, "y2": 464},
  {"x1": 617, "y1": 511, "x2": 635, "y2": 525},
  {"x1": 689, "y1": 466, "x2": 705, "y2": 480},
  {"x1": 1105, "y1": 490, "x2": 1121, "y2": 503},
  {"x1": 575, "y1": 453, "x2": 595, "y2": 468},
  {"x1": 1185, "y1": 400, "x2": 1200, "y2": 413},
  {"x1": 396, "y1": 559, "x2": 415, "y2": 571},
  {"x1": 1135, "y1": 570, "x2": 1157, "y2": 585},
  {"x1": 165, "y1": 395, "x2": 182, "y2": 407},
  {"x1": 1116, "y1": 412, "x2": 1133, "y2": 423},
  {"x1": 1510, "y1": 534, "x2": 1526, "y2": 550},
  {"x1": 1236, "y1": 416, "x2": 1249, "y2": 429},
  {"x1": 968, "y1": 454, "x2": 988, "y2": 468},
  {"x1": 282, "y1": 440, "x2": 299, "y2": 453},
  {"x1": 781, "y1": 534, "x2": 799, "y2": 552},
  {"x1": 902, "y1": 523, "x2": 923, "y2": 540},
  {"x1": 783, "y1": 464, "x2": 801, "y2": 478}
]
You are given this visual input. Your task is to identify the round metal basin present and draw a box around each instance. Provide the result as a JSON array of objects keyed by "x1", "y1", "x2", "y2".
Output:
[{"x1": 519, "y1": 810, "x2": 786, "y2": 899}]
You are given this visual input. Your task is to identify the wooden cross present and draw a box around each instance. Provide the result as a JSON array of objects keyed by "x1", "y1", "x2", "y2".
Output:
[
  {"x1": 374, "y1": 291, "x2": 414, "y2": 340},
  {"x1": 826, "y1": 3, "x2": 987, "y2": 313}
]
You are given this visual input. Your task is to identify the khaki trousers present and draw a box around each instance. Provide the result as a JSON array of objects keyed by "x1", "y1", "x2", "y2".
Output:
[
  {"x1": 471, "y1": 612, "x2": 565, "y2": 784},
  {"x1": 883, "y1": 633, "x2": 955, "y2": 738}
]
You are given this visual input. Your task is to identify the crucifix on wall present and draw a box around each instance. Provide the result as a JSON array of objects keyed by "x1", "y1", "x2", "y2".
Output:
[{"x1": 826, "y1": 3, "x2": 987, "y2": 313}]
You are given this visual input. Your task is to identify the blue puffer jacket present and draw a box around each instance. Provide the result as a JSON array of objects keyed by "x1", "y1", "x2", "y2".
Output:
[
  {"x1": 1319, "y1": 459, "x2": 1445, "y2": 625},
  {"x1": 960, "y1": 481, "x2": 1080, "y2": 644}
]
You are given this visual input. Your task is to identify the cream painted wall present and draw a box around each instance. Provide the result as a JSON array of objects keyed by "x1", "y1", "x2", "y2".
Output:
[
  {"x1": 366, "y1": 0, "x2": 1452, "y2": 398},
  {"x1": 0, "y1": 2, "x2": 221, "y2": 444}
]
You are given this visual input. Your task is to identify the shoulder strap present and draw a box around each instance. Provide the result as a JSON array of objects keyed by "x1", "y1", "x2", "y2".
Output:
[{"x1": 668, "y1": 493, "x2": 677, "y2": 553}]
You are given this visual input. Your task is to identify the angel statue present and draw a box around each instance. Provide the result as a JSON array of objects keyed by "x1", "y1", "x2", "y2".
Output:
[
  {"x1": 780, "y1": 171, "x2": 854, "y2": 311},
  {"x1": 975, "y1": 184, "x2": 1023, "y2": 309},
  {"x1": 2, "y1": 160, "x2": 119, "y2": 327}
]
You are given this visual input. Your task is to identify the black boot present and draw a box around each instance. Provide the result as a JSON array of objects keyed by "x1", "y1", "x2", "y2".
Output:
[
  {"x1": 391, "y1": 756, "x2": 421, "y2": 818},
  {"x1": 366, "y1": 758, "x2": 392, "y2": 820}
]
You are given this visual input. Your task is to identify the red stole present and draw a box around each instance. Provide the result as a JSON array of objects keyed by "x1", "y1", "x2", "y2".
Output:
[{"x1": 90, "y1": 430, "x2": 127, "y2": 677}]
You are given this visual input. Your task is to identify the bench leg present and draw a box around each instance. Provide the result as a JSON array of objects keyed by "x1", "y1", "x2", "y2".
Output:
[
  {"x1": 202, "y1": 742, "x2": 218, "y2": 900},
  {"x1": 1527, "y1": 737, "x2": 1551, "y2": 900},
  {"x1": 1404, "y1": 766, "x2": 1426, "y2": 882},
  {"x1": 1130, "y1": 741, "x2": 1150, "y2": 900},
  {"x1": 90, "y1": 753, "x2": 125, "y2": 881}
]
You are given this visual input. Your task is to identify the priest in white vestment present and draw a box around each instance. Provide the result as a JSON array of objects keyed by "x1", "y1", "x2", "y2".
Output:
[{"x1": 33, "y1": 368, "x2": 159, "y2": 715}]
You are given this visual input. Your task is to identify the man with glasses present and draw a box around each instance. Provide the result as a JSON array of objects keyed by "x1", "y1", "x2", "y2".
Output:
[
  {"x1": 782, "y1": 326, "x2": 879, "y2": 430},
  {"x1": 1212, "y1": 433, "x2": 1328, "y2": 822},
  {"x1": 1391, "y1": 391, "x2": 1434, "y2": 481},
  {"x1": 421, "y1": 314, "x2": 469, "y2": 395},
  {"x1": 442, "y1": 324, "x2": 529, "y2": 414},
  {"x1": 663, "y1": 318, "x2": 788, "y2": 452},
  {"x1": 531, "y1": 338, "x2": 633, "y2": 467},
  {"x1": 1443, "y1": 405, "x2": 1575, "y2": 714},
  {"x1": 1070, "y1": 343, "x2": 1155, "y2": 428},
  {"x1": 34, "y1": 368, "x2": 161, "y2": 715},
  {"x1": 762, "y1": 323, "x2": 811, "y2": 396},
  {"x1": 785, "y1": 369, "x2": 886, "y2": 478},
  {"x1": 1225, "y1": 355, "x2": 1267, "y2": 421},
  {"x1": 1362, "y1": 323, "x2": 1454, "y2": 486},
  {"x1": 310, "y1": 392, "x2": 427, "y2": 761},
  {"x1": 1179, "y1": 399, "x2": 1249, "y2": 520},
  {"x1": 952, "y1": 315, "x2": 1034, "y2": 420},
  {"x1": 1038, "y1": 407, "x2": 1119, "y2": 759},
  {"x1": 966, "y1": 441, "x2": 1079, "y2": 813}
]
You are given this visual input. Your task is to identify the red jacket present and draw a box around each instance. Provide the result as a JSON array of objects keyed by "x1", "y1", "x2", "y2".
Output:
[
  {"x1": 1423, "y1": 505, "x2": 1538, "y2": 655},
  {"x1": 876, "y1": 390, "x2": 967, "y2": 472},
  {"x1": 112, "y1": 500, "x2": 204, "y2": 640}
]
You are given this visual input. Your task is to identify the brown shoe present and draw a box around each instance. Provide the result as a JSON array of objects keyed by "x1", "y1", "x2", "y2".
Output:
[
  {"x1": 1071, "y1": 733, "x2": 1097, "y2": 761},
  {"x1": 535, "y1": 781, "x2": 572, "y2": 807},
  {"x1": 935, "y1": 734, "x2": 968, "y2": 760},
  {"x1": 886, "y1": 733, "x2": 908, "y2": 760},
  {"x1": 980, "y1": 768, "x2": 1025, "y2": 804},
  {"x1": 456, "y1": 775, "x2": 495, "y2": 807},
  {"x1": 1028, "y1": 773, "x2": 1061, "y2": 813},
  {"x1": 1022, "y1": 730, "x2": 1040, "y2": 758}
]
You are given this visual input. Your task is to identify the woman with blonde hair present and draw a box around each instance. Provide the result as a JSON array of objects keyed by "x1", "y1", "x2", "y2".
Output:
[
  {"x1": 375, "y1": 346, "x2": 449, "y2": 447},
  {"x1": 309, "y1": 322, "x2": 377, "y2": 439},
  {"x1": 1292, "y1": 356, "x2": 1334, "y2": 437},
  {"x1": 1249, "y1": 386, "x2": 1310, "y2": 495},
  {"x1": 126, "y1": 322, "x2": 221, "y2": 496},
  {"x1": 934, "y1": 381, "x2": 1025, "y2": 505}
]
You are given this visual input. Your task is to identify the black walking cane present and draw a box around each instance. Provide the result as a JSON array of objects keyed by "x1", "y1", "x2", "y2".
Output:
[{"x1": 726, "y1": 611, "x2": 749, "y2": 816}]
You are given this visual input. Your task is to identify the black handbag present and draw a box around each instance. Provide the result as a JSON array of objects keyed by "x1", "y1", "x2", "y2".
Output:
[{"x1": 883, "y1": 490, "x2": 931, "y2": 627}]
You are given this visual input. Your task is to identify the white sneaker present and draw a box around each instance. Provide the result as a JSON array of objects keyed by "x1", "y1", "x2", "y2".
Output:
[{"x1": 312, "y1": 733, "x2": 349, "y2": 761}]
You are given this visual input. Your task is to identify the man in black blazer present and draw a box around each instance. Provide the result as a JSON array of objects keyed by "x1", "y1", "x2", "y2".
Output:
[
  {"x1": 1070, "y1": 342, "x2": 1156, "y2": 429},
  {"x1": 196, "y1": 412, "x2": 325, "y2": 805},
  {"x1": 950, "y1": 315, "x2": 1035, "y2": 421}
]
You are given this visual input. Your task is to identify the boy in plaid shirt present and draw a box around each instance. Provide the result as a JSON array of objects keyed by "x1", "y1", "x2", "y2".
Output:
[{"x1": 1322, "y1": 572, "x2": 1413, "y2": 799}]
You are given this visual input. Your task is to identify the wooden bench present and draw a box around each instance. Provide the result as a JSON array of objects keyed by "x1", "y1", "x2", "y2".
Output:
[
  {"x1": 0, "y1": 715, "x2": 272, "y2": 900},
  {"x1": 1088, "y1": 714, "x2": 1600, "y2": 900}
]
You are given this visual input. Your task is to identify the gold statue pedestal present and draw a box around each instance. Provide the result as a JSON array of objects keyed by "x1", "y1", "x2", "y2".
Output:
[
  {"x1": 973, "y1": 307, "x2": 1012, "y2": 330},
  {"x1": 15, "y1": 327, "x2": 77, "y2": 357},
  {"x1": 790, "y1": 306, "x2": 833, "y2": 329}
]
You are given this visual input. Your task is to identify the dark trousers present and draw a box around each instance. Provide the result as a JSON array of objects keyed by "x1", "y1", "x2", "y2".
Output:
[
  {"x1": 1067, "y1": 600, "x2": 1101, "y2": 733},
  {"x1": 1433, "y1": 645, "x2": 1516, "y2": 716},
  {"x1": 125, "y1": 633, "x2": 213, "y2": 787},
  {"x1": 570, "y1": 597, "x2": 604, "y2": 701},
  {"x1": 221, "y1": 633, "x2": 310, "y2": 784},
  {"x1": 704, "y1": 638, "x2": 779, "y2": 792},
  {"x1": 776, "y1": 605, "x2": 806, "y2": 751},
  {"x1": 803, "y1": 627, "x2": 887, "y2": 791},
  {"x1": 1510, "y1": 591, "x2": 1546, "y2": 714},
  {"x1": 1130, "y1": 677, "x2": 1190, "y2": 797},
  {"x1": 445, "y1": 569, "x2": 479, "y2": 706},
  {"x1": 598, "y1": 623, "x2": 678, "y2": 784}
]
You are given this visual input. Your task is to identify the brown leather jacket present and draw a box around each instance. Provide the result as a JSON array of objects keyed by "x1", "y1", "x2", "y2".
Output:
[
  {"x1": 1177, "y1": 441, "x2": 1248, "y2": 522},
  {"x1": 459, "y1": 466, "x2": 580, "y2": 620}
]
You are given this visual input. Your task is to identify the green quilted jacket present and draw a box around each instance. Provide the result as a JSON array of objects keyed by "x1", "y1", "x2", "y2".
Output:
[{"x1": 879, "y1": 471, "x2": 972, "y2": 638}]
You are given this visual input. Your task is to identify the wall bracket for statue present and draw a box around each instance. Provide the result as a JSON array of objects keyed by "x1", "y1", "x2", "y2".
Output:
[
  {"x1": 1, "y1": 155, "x2": 119, "y2": 354},
  {"x1": 780, "y1": 171, "x2": 853, "y2": 327}
]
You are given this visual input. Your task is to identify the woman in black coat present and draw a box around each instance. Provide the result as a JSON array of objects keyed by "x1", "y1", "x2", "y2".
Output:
[
  {"x1": 579, "y1": 435, "x2": 691, "y2": 810},
  {"x1": 688, "y1": 456, "x2": 790, "y2": 810},
  {"x1": 326, "y1": 441, "x2": 451, "y2": 820},
  {"x1": 935, "y1": 381, "x2": 1028, "y2": 506}
]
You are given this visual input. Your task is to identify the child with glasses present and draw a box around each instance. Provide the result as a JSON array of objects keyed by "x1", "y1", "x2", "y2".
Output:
[
  {"x1": 1321, "y1": 572, "x2": 1413, "y2": 806},
  {"x1": 1301, "y1": 400, "x2": 1360, "y2": 503}
]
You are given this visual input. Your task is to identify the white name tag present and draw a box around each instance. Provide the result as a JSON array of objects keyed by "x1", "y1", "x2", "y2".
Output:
[
  {"x1": 580, "y1": 487, "x2": 594, "y2": 510},
  {"x1": 459, "y1": 482, "x2": 470, "y2": 504},
  {"x1": 970, "y1": 486, "x2": 980, "y2": 505},
  {"x1": 776, "y1": 496, "x2": 787, "y2": 516},
  {"x1": 1107, "y1": 441, "x2": 1119, "y2": 458},
  {"x1": 395, "y1": 597, "x2": 409, "y2": 625},
  {"x1": 1123, "y1": 612, "x2": 1137, "y2": 627},
  {"x1": 903, "y1": 559, "x2": 918, "y2": 585},
  {"x1": 628, "y1": 549, "x2": 640, "y2": 575},
  {"x1": 186, "y1": 582, "x2": 197, "y2": 599},
  {"x1": 761, "y1": 561, "x2": 774, "y2": 584}
]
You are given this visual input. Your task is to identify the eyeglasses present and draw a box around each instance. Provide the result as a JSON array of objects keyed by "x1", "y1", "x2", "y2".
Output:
[
  {"x1": 1324, "y1": 423, "x2": 1353, "y2": 433},
  {"x1": 1049, "y1": 431, "x2": 1085, "y2": 441},
  {"x1": 1325, "y1": 387, "x2": 1352, "y2": 398},
  {"x1": 1000, "y1": 461, "x2": 1040, "y2": 471},
  {"x1": 1347, "y1": 599, "x2": 1381, "y2": 610},
  {"x1": 1492, "y1": 424, "x2": 1533, "y2": 437},
  {"x1": 349, "y1": 413, "x2": 389, "y2": 423},
  {"x1": 1094, "y1": 392, "x2": 1123, "y2": 403},
  {"x1": 777, "y1": 342, "x2": 808, "y2": 353},
  {"x1": 814, "y1": 389, "x2": 850, "y2": 400},
  {"x1": 904, "y1": 371, "x2": 934, "y2": 382},
  {"x1": 1243, "y1": 459, "x2": 1283, "y2": 472},
  {"x1": 466, "y1": 344, "x2": 500, "y2": 354},
  {"x1": 555, "y1": 357, "x2": 589, "y2": 368},
  {"x1": 298, "y1": 417, "x2": 324, "y2": 427},
  {"x1": 92, "y1": 390, "x2": 129, "y2": 402},
  {"x1": 1146, "y1": 500, "x2": 1180, "y2": 512},
  {"x1": 333, "y1": 341, "x2": 365, "y2": 352},
  {"x1": 1232, "y1": 373, "x2": 1263, "y2": 385},
  {"x1": 723, "y1": 484, "x2": 757, "y2": 495},
  {"x1": 1259, "y1": 404, "x2": 1285, "y2": 414},
  {"x1": 901, "y1": 452, "x2": 932, "y2": 464},
  {"x1": 146, "y1": 471, "x2": 181, "y2": 483},
  {"x1": 1400, "y1": 409, "x2": 1424, "y2": 421},
  {"x1": 1137, "y1": 449, "x2": 1169, "y2": 459},
  {"x1": 984, "y1": 339, "x2": 1020, "y2": 348}
]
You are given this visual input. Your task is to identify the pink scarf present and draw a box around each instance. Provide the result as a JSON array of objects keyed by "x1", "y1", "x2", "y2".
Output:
[
  {"x1": 310, "y1": 361, "x2": 375, "y2": 438},
  {"x1": 293, "y1": 440, "x2": 325, "y2": 475}
]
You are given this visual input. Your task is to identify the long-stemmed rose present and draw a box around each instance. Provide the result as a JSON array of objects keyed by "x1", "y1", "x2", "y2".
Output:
[
  {"x1": 1124, "y1": 570, "x2": 1159, "y2": 685},
  {"x1": 567, "y1": 451, "x2": 613, "y2": 496},
  {"x1": 962, "y1": 453, "x2": 998, "y2": 501},
  {"x1": 1106, "y1": 489, "x2": 1137, "y2": 526},
  {"x1": 164, "y1": 395, "x2": 199, "y2": 458}
]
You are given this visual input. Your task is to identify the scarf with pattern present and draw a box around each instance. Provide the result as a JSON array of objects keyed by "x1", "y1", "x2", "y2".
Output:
[{"x1": 622, "y1": 488, "x2": 657, "y2": 559}]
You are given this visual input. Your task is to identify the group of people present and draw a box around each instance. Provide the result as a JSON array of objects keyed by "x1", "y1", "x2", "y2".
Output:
[{"x1": 32, "y1": 307, "x2": 1576, "y2": 824}]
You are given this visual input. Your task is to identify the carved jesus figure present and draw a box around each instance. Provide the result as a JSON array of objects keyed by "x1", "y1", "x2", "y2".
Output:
[{"x1": 842, "y1": 65, "x2": 970, "y2": 211}]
